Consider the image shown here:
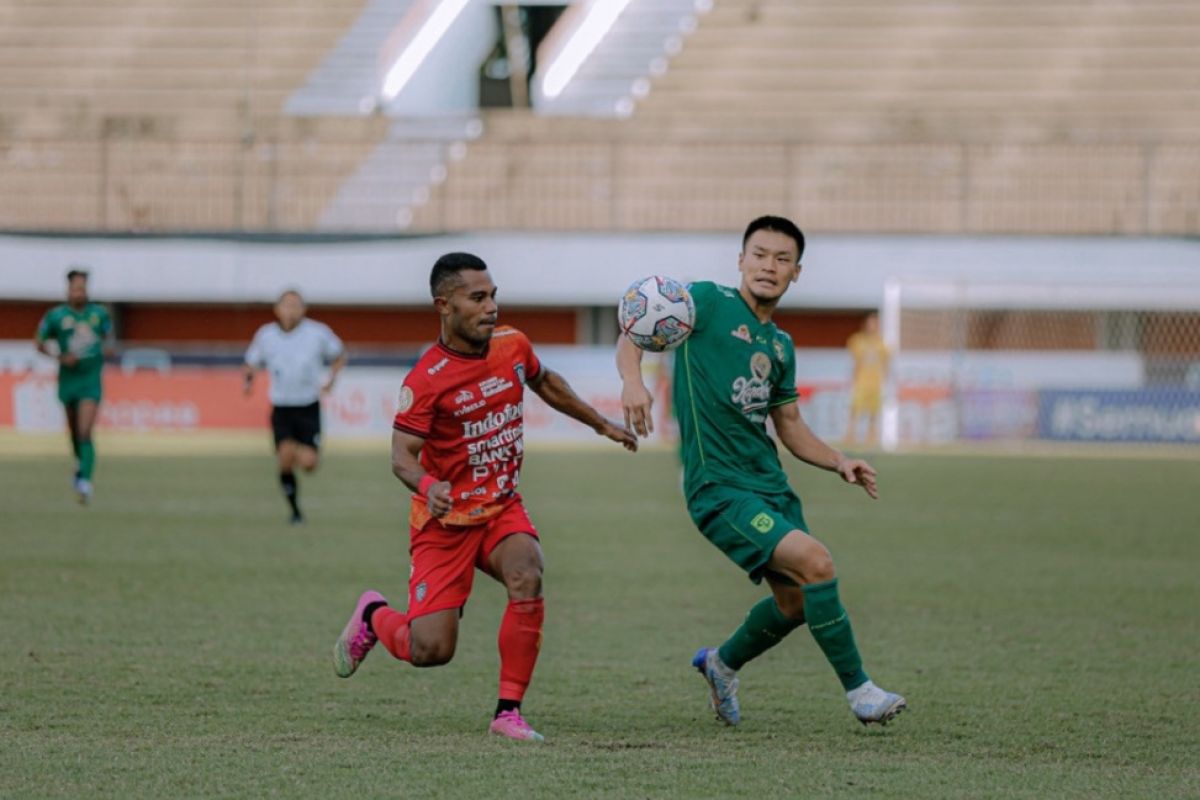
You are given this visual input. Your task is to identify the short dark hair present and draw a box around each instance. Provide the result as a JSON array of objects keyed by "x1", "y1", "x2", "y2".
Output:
[
  {"x1": 66, "y1": 267, "x2": 89, "y2": 282},
  {"x1": 430, "y1": 252, "x2": 488, "y2": 298},
  {"x1": 278, "y1": 288, "x2": 304, "y2": 303},
  {"x1": 742, "y1": 216, "x2": 805, "y2": 263}
]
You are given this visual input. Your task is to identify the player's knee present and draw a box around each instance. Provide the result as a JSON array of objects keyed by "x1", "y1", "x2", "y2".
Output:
[
  {"x1": 410, "y1": 638, "x2": 456, "y2": 667},
  {"x1": 505, "y1": 563, "x2": 543, "y2": 599},
  {"x1": 805, "y1": 545, "x2": 836, "y2": 583}
]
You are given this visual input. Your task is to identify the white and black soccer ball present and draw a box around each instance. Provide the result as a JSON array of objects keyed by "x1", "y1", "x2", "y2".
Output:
[{"x1": 618, "y1": 276, "x2": 696, "y2": 352}]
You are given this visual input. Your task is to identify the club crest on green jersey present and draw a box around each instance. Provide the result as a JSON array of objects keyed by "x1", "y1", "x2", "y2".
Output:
[{"x1": 750, "y1": 512, "x2": 775, "y2": 533}]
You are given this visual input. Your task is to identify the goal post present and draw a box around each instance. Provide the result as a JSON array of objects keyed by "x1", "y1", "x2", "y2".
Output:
[{"x1": 879, "y1": 279, "x2": 1200, "y2": 453}]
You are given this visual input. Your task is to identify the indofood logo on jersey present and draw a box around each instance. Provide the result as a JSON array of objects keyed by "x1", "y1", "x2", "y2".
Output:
[
  {"x1": 730, "y1": 352, "x2": 773, "y2": 413},
  {"x1": 461, "y1": 402, "x2": 523, "y2": 438}
]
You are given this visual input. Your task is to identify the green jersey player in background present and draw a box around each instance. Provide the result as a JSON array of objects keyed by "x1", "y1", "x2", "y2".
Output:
[
  {"x1": 35, "y1": 268, "x2": 114, "y2": 504},
  {"x1": 616, "y1": 216, "x2": 906, "y2": 727}
]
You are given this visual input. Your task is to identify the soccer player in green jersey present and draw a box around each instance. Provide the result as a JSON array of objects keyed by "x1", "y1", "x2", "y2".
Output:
[
  {"x1": 35, "y1": 268, "x2": 114, "y2": 504},
  {"x1": 617, "y1": 216, "x2": 906, "y2": 727}
]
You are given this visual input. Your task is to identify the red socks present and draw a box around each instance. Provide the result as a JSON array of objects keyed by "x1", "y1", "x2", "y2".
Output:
[
  {"x1": 371, "y1": 596, "x2": 543, "y2": 702},
  {"x1": 370, "y1": 606, "x2": 412, "y2": 663},
  {"x1": 497, "y1": 597, "x2": 544, "y2": 701}
]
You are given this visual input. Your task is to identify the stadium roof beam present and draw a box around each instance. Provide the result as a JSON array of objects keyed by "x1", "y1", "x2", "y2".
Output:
[
  {"x1": 380, "y1": 0, "x2": 472, "y2": 102},
  {"x1": 539, "y1": 0, "x2": 636, "y2": 101}
]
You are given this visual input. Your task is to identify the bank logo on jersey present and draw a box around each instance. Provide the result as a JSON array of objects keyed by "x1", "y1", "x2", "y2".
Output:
[{"x1": 730, "y1": 351, "x2": 773, "y2": 414}]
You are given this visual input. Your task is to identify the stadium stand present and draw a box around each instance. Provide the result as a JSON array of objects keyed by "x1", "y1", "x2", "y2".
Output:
[
  {"x1": 0, "y1": 0, "x2": 386, "y2": 230},
  {"x1": 416, "y1": 0, "x2": 1200, "y2": 233},
  {"x1": 1, "y1": 0, "x2": 1197, "y2": 234}
]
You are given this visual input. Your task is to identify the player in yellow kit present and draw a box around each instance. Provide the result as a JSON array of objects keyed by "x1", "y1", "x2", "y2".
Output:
[{"x1": 846, "y1": 313, "x2": 889, "y2": 446}]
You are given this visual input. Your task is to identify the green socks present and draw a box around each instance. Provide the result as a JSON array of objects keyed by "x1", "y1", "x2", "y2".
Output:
[
  {"x1": 77, "y1": 439, "x2": 96, "y2": 480},
  {"x1": 712, "y1": 579, "x2": 870, "y2": 692},
  {"x1": 803, "y1": 578, "x2": 868, "y2": 691},
  {"x1": 717, "y1": 596, "x2": 805, "y2": 670}
]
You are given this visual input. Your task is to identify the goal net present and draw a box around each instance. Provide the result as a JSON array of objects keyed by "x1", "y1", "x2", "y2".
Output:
[{"x1": 879, "y1": 281, "x2": 1200, "y2": 453}]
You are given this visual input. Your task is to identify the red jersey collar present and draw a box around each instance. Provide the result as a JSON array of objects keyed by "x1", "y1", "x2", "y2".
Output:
[{"x1": 435, "y1": 338, "x2": 489, "y2": 360}]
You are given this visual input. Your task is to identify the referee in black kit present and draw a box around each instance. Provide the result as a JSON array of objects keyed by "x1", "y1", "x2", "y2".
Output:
[{"x1": 244, "y1": 290, "x2": 347, "y2": 524}]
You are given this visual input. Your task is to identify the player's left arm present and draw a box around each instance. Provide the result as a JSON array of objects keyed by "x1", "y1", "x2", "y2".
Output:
[
  {"x1": 100, "y1": 307, "x2": 117, "y2": 359},
  {"x1": 770, "y1": 401, "x2": 878, "y2": 499},
  {"x1": 322, "y1": 351, "x2": 347, "y2": 394},
  {"x1": 320, "y1": 325, "x2": 347, "y2": 394},
  {"x1": 528, "y1": 368, "x2": 637, "y2": 452}
]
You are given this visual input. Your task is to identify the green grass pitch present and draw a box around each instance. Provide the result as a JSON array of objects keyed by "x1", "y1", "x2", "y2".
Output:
[{"x1": 1, "y1": 442, "x2": 1197, "y2": 798}]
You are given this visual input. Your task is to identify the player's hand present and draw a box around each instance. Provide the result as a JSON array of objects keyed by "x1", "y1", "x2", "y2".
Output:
[
  {"x1": 60, "y1": 353, "x2": 79, "y2": 368},
  {"x1": 426, "y1": 480, "x2": 453, "y2": 517},
  {"x1": 621, "y1": 381, "x2": 654, "y2": 438},
  {"x1": 242, "y1": 377, "x2": 254, "y2": 397},
  {"x1": 598, "y1": 418, "x2": 638, "y2": 452},
  {"x1": 836, "y1": 457, "x2": 878, "y2": 499},
  {"x1": 320, "y1": 380, "x2": 335, "y2": 397}
]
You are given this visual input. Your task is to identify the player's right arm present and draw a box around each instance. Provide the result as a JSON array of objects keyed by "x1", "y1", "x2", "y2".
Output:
[
  {"x1": 616, "y1": 335, "x2": 654, "y2": 437},
  {"x1": 34, "y1": 311, "x2": 77, "y2": 367},
  {"x1": 390, "y1": 430, "x2": 452, "y2": 517},
  {"x1": 242, "y1": 325, "x2": 266, "y2": 396}
]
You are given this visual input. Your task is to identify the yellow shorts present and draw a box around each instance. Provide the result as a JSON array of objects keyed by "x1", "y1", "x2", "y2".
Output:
[{"x1": 850, "y1": 384, "x2": 882, "y2": 414}]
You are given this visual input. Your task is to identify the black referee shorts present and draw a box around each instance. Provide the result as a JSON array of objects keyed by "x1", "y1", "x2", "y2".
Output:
[{"x1": 271, "y1": 401, "x2": 322, "y2": 449}]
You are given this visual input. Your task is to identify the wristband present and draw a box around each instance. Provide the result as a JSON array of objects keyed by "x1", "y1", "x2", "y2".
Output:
[{"x1": 418, "y1": 474, "x2": 439, "y2": 496}]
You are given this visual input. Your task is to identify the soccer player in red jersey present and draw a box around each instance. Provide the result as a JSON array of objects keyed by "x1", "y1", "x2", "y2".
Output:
[{"x1": 332, "y1": 252, "x2": 636, "y2": 742}]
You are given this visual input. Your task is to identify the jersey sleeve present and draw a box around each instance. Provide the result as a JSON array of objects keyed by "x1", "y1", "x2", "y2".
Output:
[
  {"x1": 392, "y1": 371, "x2": 436, "y2": 438},
  {"x1": 520, "y1": 331, "x2": 543, "y2": 383},
  {"x1": 35, "y1": 310, "x2": 56, "y2": 342},
  {"x1": 244, "y1": 325, "x2": 266, "y2": 367},
  {"x1": 97, "y1": 306, "x2": 113, "y2": 337},
  {"x1": 318, "y1": 322, "x2": 345, "y2": 362},
  {"x1": 770, "y1": 335, "x2": 798, "y2": 408},
  {"x1": 686, "y1": 281, "x2": 720, "y2": 333}
]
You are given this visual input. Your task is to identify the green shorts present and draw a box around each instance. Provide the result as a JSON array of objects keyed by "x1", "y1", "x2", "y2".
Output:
[
  {"x1": 686, "y1": 484, "x2": 809, "y2": 584},
  {"x1": 58, "y1": 370, "x2": 103, "y2": 405}
]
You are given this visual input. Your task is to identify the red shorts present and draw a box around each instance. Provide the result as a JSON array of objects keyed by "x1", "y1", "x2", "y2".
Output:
[{"x1": 406, "y1": 499, "x2": 538, "y2": 619}]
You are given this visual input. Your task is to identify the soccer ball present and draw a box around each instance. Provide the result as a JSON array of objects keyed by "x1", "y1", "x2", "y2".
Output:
[{"x1": 618, "y1": 276, "x2": 695, "y2": 352}]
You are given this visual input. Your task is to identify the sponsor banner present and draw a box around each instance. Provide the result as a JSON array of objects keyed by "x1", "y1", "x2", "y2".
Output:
[
  {"x1": 321, "y1": 368, "x2": 407, "y2": 438},
  {"x1": 1038, "y1": 390, "x2": 1200, "y2": 443},
  {"x1": 960, "y1": 389, "x2": 1040, "y2": 441},
  {"x1": 0, "y1": 353, "x2": 679, "y2": 443},
  {"x1": 522, "y1": 347, "x2": 676, "y2": 444},
  {"x1": 0, "y1": 370, "x2": 271, "y2": 431},
  {"x1": 7, "y1": 353, "x2": 1183, "y2": 446}
]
